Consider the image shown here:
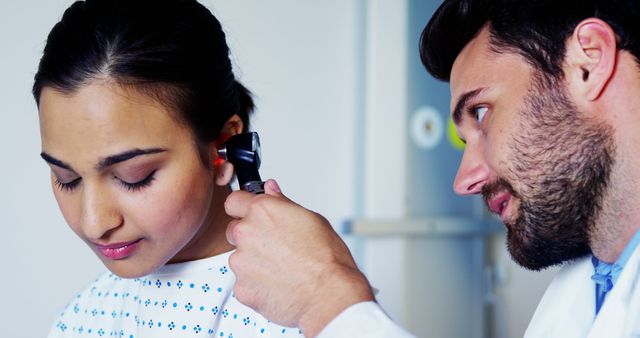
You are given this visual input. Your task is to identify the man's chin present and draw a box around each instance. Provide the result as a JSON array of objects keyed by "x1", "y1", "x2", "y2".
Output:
[{"x1": 505, "y1": 228, "x2": 590, "y2": 271}]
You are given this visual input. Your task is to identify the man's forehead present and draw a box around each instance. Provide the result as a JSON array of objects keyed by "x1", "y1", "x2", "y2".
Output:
[
  {"x1": 449, "y1": 30, "x2": 534, "y2": 115},
  {"x1": 449, "y1": 27, "x2": 494, "y2": 107}
]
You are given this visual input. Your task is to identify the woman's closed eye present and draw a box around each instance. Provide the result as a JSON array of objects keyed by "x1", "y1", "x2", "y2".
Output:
[
  {"x1": 55, "y1": 177, "x2": 81, "y2": 191},
  {"x1": 54, "y1": 170, "x2": 158, "y2": 192},
  {"x1": 117, "y1": 170, "x2": 157, "y2": 192}
]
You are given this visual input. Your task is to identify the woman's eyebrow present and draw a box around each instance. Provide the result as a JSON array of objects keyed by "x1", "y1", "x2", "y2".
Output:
[
  {"x1": 40, "y1": 152, "x2": 73, "y2": 171},
  {"x1": 96, "y1": 148, "x2": 166, "y2": 170},
  {"x1": 40, "y1": 148, "x2": 166, "y2": 172}
]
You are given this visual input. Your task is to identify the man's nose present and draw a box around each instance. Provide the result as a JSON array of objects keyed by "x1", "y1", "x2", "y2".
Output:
[
  {"x1": 80, "y1": 184, "x2": 123, "y2": 241},
  {"x1": 453, "y1": 143, "x2": 489, "y2": 195}
]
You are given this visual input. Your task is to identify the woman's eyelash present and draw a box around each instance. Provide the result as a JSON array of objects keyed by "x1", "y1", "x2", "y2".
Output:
[
  {"x1": 55, "y1": 177, "x2": 81, "y2": 191},
  {"x1": 54, "y1": 171, "x2": 157, "y2": 192},
  {"x1": 118, "y1": 170, "x2": 157, "y2": 192}
]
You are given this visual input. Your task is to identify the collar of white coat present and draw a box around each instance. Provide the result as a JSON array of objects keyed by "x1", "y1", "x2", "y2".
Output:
[{"x1": 524, "y1": 241, "x2": 640, "y2": 338}]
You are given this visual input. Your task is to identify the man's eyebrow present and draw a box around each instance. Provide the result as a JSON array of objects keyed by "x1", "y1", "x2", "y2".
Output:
[
  {"x1": 96, "y1": 148, "x2": 166, "y2": 170},
  {"x1": 452, "y1": 88, "x2": 486, "y2": 125},
  {"x1": 40, "y1": 152, "x2": 73, "y2": 171}
]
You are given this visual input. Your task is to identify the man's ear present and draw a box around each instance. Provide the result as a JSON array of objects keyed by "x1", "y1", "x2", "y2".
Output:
[
  {"x1": 213, "y1": 114, "x2": 244, "y2": 186},
  {"x1": 565, "y1": 18, "x2": 617, "y2": 101}
]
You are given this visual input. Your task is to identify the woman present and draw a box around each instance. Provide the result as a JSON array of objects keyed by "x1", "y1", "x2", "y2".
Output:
[{"x1": 35, "y1": 0, "x2": 302, "y2": 336}]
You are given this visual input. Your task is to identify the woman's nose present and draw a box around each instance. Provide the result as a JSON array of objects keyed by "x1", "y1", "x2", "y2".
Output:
[
  {"x1": 453, "y1": 143, "x2": 490, "y2": 195},
  {"x1": 80, "y1": 184, "x2": 123, "y2": 241}
]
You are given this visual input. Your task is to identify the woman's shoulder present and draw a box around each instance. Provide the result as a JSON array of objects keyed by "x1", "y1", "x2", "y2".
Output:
[
  {"x1": 47, "y1": 271, "x2": 139, "y2": 337},
  {"x1": 47, "y1": 254, "x2": 305, "y2": 338},
  {"x1": 57, "y1": 271, "x2": 123, "y2": 312},
  {"x1": 221, "y1": 295, "x2": 305, "y2": 337},
  {"x1": 69, "y1": 271, "x2": 143, "y2": 308}
]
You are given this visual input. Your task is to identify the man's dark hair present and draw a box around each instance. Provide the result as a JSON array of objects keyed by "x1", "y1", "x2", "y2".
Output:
[{"x1": 420, "y1": 0, "x2": 640, "y2": 81}]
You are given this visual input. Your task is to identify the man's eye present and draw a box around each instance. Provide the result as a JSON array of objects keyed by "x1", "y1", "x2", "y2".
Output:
[{"x1": 474, "y1": 106, "x2": 488, "y2": 123}]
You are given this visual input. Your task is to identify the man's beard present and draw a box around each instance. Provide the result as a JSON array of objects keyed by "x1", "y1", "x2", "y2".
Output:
[{"x1": 483, "y1": 76, "x2": 616, "y2": 271}]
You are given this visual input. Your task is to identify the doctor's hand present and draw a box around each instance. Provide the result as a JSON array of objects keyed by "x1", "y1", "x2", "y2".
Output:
[{"x1": 225, "y1": 179, "x2": 375, "y2": 337}]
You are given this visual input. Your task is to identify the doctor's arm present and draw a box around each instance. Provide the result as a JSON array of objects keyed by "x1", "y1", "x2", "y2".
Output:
[{"x1": 224, "y1": 180, "x2": 414, "y2": 337}]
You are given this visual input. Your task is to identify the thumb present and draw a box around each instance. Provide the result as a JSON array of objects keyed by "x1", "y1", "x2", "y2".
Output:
[{"x1": 264, "y1": 179, "x2": 292, "y2": 203}]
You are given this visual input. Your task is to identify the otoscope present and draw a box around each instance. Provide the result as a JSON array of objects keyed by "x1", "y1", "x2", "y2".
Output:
[{"x1": 217, "y1": 132, "x2": 265, "y2": 194}]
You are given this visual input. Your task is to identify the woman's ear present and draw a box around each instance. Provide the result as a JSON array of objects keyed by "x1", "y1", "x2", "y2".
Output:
[
  {"x1": 565, "y1": 18, "x2": 617, "y2": 102},
  {"x1": 214, "y1": 160, "x2": 235, "y2": 186},
  {"x1": 212, "y1": 115, "x2": 244, "y2": 186}
]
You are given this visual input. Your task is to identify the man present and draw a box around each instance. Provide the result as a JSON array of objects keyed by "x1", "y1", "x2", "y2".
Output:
[{"x1": 224, "y1": 0, "x2": 640, "y2": 336}]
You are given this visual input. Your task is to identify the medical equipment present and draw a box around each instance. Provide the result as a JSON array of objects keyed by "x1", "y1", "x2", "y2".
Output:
[{"x1": 217, "y1": 132, "x2": 265, "y2": 194}]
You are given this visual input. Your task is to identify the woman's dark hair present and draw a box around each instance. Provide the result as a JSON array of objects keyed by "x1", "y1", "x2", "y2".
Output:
[
  {"x1": 33, "y1": 0, "x2": 253, "y2": 160},
  {"x1": 420, "y1": 0, "x2": 640, "y2": 81}
]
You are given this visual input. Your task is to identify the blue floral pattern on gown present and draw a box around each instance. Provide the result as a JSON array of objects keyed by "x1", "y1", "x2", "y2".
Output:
[{"x1": 48, "y1": 251, "x2": 303, "y2": 338}]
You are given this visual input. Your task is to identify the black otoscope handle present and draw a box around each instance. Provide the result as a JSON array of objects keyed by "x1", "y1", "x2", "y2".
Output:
[{"x1": 234, "y1": 149, "x2": 264, "y2": 194}]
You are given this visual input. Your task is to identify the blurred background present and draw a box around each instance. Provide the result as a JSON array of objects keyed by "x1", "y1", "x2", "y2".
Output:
[{"x1": 0, "y1": 0, "x2": 558, "y2": 337}]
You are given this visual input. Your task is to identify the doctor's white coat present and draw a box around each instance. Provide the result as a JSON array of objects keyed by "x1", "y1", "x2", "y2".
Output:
[
  {"x1": 524, "y1": 244, "x2": 640, "y2": 337},
  {"x1": 318, "y1": 243, "x2": 640, "y2": 338}
]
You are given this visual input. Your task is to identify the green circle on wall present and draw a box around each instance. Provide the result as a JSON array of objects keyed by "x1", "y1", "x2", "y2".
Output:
[{"x1": 448, "y1": 117, "x2": 466, "y2": 150}]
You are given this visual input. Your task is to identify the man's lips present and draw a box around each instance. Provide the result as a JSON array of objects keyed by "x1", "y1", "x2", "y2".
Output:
[{"x1": 487, "y1": 191, "x2": 512, "y2": 219}]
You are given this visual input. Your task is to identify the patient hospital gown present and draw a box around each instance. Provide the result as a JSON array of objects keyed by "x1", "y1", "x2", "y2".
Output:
[{"x1": 47, "y1": 250, "x2": 303, "y2": 338}]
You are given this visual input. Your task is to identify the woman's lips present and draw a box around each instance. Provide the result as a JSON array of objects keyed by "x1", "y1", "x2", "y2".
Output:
[{"x1": 94, "y1": 239, "x2": 142, "y2": 260}]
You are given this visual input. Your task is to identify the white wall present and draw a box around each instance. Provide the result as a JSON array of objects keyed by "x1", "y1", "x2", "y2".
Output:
[
  {"x1": 357, "y1": 0, "x2": 410, "y2": 327},
  {"x1": 0, "y1": 1, "x2": 361, "y2": 336},
  {"x1": 211, "y1": 0, "x2": 360, "y2": 226}
]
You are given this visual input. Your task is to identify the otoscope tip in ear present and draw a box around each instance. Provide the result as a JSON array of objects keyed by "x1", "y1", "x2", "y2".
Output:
[{"x1": 217, "y1": 146, "x2": 228, "y2": 161}]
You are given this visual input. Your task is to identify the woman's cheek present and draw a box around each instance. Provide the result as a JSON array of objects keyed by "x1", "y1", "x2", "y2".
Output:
[
  {"x1": 138, "y1": 177, "x2": 212, "y2": 237},
  {"x1": 53, "y1": 190, "x2": 83, "y2": 236}
]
